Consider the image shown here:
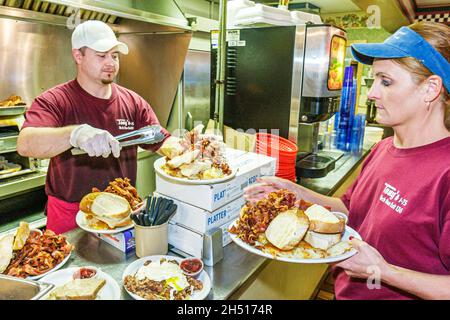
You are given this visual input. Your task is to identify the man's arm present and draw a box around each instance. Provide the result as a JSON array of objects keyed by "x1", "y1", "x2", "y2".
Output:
[{"x1": 17, "y1": 126, "x2": 78, "y2": 159}]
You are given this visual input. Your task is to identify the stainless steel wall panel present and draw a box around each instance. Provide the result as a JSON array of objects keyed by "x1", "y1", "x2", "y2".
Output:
[
  {"x1": 0, "y1": 18, "x2": 75, "y2": 105},
  {"x1": 117, "y1": 19, "x2": 192, "y2": 128}
]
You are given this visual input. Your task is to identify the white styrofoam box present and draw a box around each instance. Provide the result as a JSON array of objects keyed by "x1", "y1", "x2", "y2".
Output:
[
  {"x1": 290, "y1": 10, "x2": 322, "y2": 24},
  {"x1": 235, "y1": 16, "x2": 294, "y2": 27},
  {"x1": 227, "y1": 0, "x2": 256, "y2": 28},
  {"x1": 236, "y1": 3, "x2": 291, "y2": 22},
  {"x1": 94, "y1": 229, "x2": 135, "y2": 254},
  {"x1": 168, "y1": 220, "x2": 234, "y2": 258},
  {"x1": 154, "y1": 191, "x2": 245, "y2": 233},
  {"x1": 155, "y1": 149, "x2": 276, "y2": 211}
]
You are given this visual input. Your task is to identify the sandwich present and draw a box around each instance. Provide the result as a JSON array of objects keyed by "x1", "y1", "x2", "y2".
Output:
[
  {"x1": 79, "y1": 192, "x2": 131, "y2": 229},
  {"x1": 304, "y1": 204, "x2": 345, "y2": 234},
  {"x1": 265, "y1": 208, "x2": 310, "y2": 250},
  {"x1": 48, "y1": 277, "x2": 106, "y2": 300}
]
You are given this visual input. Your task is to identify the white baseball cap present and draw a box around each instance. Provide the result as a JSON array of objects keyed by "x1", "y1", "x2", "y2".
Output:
[{"x1": 71, "y1": 20, "x2": 129, "y2": 54}]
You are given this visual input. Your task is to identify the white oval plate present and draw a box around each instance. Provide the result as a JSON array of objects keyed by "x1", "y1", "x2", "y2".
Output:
[
  {"x1": 27, "y1": 250, "x2": 72, "y2": 280},
  {"x1": 122, "y1": 255, "x2": 211, "y2": 300},
  {"x1": 228, "y1": 218, "x2": 362, "y2": 264},
  {"x1": 38, "y1": 267, "x2": 121, "y2": 300},
  {"x1": 75, "y1": 211, "x2": 133, "y2": 235},
  {"x1": 153, "y1": 157, "x2": 236, "y2": 185}
]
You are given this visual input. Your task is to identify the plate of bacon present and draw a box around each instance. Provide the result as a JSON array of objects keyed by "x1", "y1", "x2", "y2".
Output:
[
  {"x1": 0, "y1": 222, "x2": 74, "y2": 280},
  {"x1": 228, "y1": 189, "x2": 361, "y2": 264}
]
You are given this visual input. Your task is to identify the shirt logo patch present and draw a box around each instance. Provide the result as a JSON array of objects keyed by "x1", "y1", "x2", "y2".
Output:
[
  {"x1": 116, "y1": 119, "x2": 135, "y2": 130},
  {"x1": 379, "y1": 182, "x2": 408, "y2": 214}
]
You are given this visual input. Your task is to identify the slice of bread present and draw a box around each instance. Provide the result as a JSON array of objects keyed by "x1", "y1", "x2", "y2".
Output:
[
  {"x1": 304, "y1": 204, "x2": 345, "y2": 234},
  {"x1": 49, "y1": 278, "x2": 106, "y2": 300},
  {"x1": 327, "y1": 241, "x2": 352, "y2": 257},
  {"x1": 80, "y1": 192, "x2": 131, "y2": 220},
  {"x1": 265, "y1": 208, "x2": 310, "y2": 250},
  {"x1": 13, "y1": 221, "x2": 30, "y2": 251},
  {"x1": 0, "y1": 234, "x2": 14, "y2": 273},
  {"x1": 304, "y1": 231, "x2": 341, "y2": 250}
]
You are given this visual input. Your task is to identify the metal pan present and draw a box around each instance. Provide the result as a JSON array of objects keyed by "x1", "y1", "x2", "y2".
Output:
[{"x1": 0, "y1": 105, "x2": 27, "y2": 117}]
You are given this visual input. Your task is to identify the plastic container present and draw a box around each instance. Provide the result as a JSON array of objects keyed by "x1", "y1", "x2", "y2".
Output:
[
  {"x1": 290, "y1": 10, "x2": 322, "y2": 25},
  {"x1": 227, "y1": 0, "x2": 256, "y2": 28},
  {"x1": 236, "y1": 4, "x2": 292, "y2": 23},
  {"x1": 179, "y1": 257, "x2": 204, "y2": 279}
]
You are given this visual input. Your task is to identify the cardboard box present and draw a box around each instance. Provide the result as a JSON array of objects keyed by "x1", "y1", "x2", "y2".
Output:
[
  {"x1": 94, "y1": 229, "x2": 135, "y2": 254},
  {"x1": 168, "y1": 220, "x2": 234, "y2": 258},
  {"x1": 156, "y1": 149, "x2": 276, "y2": 211},
  {"x1": 154, "y1": 191, "x2": 245, "y2": 233}
]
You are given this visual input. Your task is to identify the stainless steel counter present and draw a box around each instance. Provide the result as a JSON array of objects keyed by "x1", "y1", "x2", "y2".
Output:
[
  {"x1": 299, "y1": 143, "x2": 375, "y2": 196},
  {"x1": 63, "y1": 228, "x2": 268, "y2": 300},
  {"x1": 1, "y1": 144, "x2": 375, "y2": 300}
]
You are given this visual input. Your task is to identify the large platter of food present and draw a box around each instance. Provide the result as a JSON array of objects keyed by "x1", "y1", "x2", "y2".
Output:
[
  {"x1": 122, "y1": 255, "x2": 211, "y2": 300},
  {"x1": 0, "y1": 222, "x2": 74, "y2": 279},
  {"x1": 228, "y1": 190, "x2": 362, "y2": 264},
  {"x1": 155, "y1": 125, "x2": 235, "y2": 184},
  {"x1": 39, "y1": 266, "x2": 121, "y2": 300}
]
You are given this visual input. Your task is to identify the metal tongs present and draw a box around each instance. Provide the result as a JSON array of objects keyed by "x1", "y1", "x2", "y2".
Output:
[{"x1": 71, "y1": 125, "x2": 166, "y2": 156}]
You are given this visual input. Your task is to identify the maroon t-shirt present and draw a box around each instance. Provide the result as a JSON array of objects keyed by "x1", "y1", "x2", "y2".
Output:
[
  {"x1": 334, "y1": 136, "x2": 450, "y2": 299},
  {"x1": 22, "y1": 79, "x2": 170, "y2": 203}
]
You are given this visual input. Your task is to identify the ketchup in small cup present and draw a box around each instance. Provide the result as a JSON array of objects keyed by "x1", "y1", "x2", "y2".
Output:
[
  {"x1": 73, "y1": 266, "x2": 98, "y2": 280},
  {"x1": 180, "y1": 258, "x2": 203, "y2": 278}
]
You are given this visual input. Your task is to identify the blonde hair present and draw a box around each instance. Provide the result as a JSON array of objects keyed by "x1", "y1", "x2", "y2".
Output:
[{"x1": 392, "y1": 21, "x2": 450, "y2": 129}]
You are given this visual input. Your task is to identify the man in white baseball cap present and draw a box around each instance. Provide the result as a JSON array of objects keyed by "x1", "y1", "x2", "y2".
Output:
[
  {"x1": 17, "y1": 20, "x2": 170, "y2": 233},
  {"x1": 71, "y1": 20, "x2": 129, "y2": 55}
]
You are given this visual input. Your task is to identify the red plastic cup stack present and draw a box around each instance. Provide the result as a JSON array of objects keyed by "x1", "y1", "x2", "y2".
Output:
[{"x1": 255, "y1": 133, "x2": 298, "y2": 182}]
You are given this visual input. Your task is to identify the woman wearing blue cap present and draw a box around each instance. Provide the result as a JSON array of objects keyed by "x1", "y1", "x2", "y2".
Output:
[{"x1": 244, "y1": 21, "x2": 450, "y2": 300}]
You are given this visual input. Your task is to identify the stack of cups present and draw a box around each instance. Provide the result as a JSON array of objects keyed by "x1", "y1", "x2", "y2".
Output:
[{"x1": 255, "y1": 133, "x2": 298, "y2": 182}]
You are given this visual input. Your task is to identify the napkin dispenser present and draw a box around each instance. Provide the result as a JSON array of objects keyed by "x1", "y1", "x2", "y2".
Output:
[{"x1": 202, "y1": 227, "x2": 224, "y2": 267}]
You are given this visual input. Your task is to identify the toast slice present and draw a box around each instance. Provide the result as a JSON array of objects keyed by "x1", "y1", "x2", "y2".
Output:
[
  {"x1": 304, "y1": 204, "x2": 345, "y2": 234},
  {"x1": 49, "y1": 278, "x2": 106, "y2": 300},
  {"x1": 265, "y1": 208, "x2": 310, "y2": 250},
  {"x1": 13, "y1": 221, "x2": 30, "y2": 251},
  {"x1": 0, "y1": 234, "x2": 14, "y2": 273},
  {"x1": 304, "y1": 231, "x2": 341, "y2": 250}
]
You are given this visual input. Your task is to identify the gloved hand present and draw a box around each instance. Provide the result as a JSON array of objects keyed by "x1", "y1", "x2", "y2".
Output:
[{"x1": 70, "y1": 124, "x2": 121, "y2": 158}]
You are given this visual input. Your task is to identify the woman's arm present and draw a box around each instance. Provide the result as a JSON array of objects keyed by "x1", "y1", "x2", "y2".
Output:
[
  {"x1": 336, "y1": 238, "x2": 450, "y2": 300},
  {"x1": 382, "y1": 264, "x2": 450, "y2": 300}
]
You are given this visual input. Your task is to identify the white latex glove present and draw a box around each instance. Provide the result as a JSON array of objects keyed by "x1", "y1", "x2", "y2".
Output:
[{"x1": 70, "y1": 124, "x2": 121, "y2": 158}]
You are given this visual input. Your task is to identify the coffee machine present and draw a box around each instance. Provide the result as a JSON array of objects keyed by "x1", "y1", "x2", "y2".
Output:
[{"x1": 210, "y1": 24, "x2": 347, "y2": 178}]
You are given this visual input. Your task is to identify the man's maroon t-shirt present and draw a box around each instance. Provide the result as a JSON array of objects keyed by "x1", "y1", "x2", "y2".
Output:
[
  {"x1": 334, "y1": 136, "x2": 450, "y2": 299},
  {"x1": 22, "y1": 79, "x2": 170, "y2": 203}
]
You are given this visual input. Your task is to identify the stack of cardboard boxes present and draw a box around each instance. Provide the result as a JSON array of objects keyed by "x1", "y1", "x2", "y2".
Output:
[{"x1": 155, "y1": 148, "x2": 276, "y2": 259}]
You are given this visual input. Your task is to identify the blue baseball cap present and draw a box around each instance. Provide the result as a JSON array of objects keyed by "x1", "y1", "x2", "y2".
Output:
[{"x1": 351, "y1": 26, "x2": 450, "y2": 93}]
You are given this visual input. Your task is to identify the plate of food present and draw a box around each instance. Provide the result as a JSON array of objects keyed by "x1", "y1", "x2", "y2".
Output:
[
  {"x1": 76, "y1": 188, "x2": 136, "y2": 235},
  {"x1": 122, "y1": 255, "x2": 211, "y2": 300},
  {"x1": 0, "y1": 222, "x2": 74, "y2": 280},
  {"x1": 228, "y1": 190, "x2": 362, "y2": 264},
  {"x1": 155, "y1": 125, "x2": 235, "y2": 185},
  {"x1": 38, "y1": 266, "x2": 121, "y2": 300}
]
